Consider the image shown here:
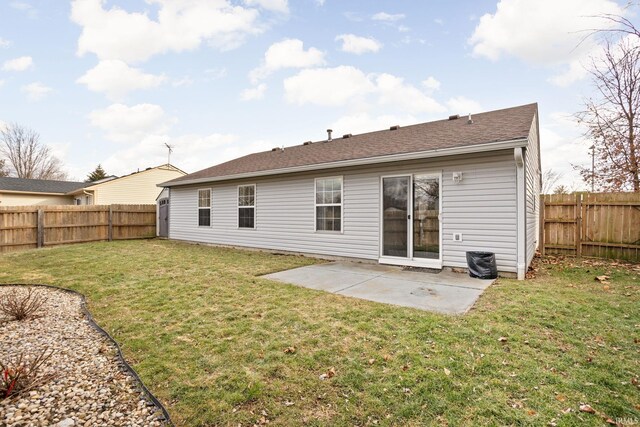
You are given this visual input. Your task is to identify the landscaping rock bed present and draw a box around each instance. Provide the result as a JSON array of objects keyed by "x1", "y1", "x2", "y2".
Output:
[{"x1": 0, "y1": 285, "x2": 168, "y2": 427}]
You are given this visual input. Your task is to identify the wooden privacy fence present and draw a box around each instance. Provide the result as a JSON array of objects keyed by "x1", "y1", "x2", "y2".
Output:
[
  {"x1": 383, "y1": 208, "x2": 439, "y2": 253},
  {"x1": 0, "y1": 204, "x2": 156, "y2": 253},
  {"x1": 540, "y1": 192, "x2": 640, "y2": 262}
]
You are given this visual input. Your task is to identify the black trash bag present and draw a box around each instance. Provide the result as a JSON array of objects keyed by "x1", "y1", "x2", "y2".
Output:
[{"x1": 466, "y1": 251, "x2": 498, "y2": 279}]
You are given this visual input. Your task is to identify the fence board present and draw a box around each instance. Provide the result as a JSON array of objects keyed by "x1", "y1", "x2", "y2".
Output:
[
  {"x1": 540, "y1": 192, "x2": 640, "y2": 262},
  {"x1": 0, "y1": 204, "x2": 156, "y2": 253}
]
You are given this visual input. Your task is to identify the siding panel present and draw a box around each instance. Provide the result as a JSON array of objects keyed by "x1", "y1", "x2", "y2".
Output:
[
  {"x1": 92, "y1": 166, "x2": 185, "y2": 205},
  {"x1": 524, "y1": 116, "x2": 541, "y2": 267},
  {"x1": 170, "y1": 150, "x2": 518, "y2": 272}
]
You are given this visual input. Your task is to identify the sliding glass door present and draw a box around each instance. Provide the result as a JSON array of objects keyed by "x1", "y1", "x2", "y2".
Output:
[
  {"x1": 381, "y1": 174, "x2": 441, "y2": 267},
  {"x1": 382, "y1": 176, "x2": 409, "y2": 257},
  {"x1": 412, "y1": 175, "x2": 440, "y2": 260}
]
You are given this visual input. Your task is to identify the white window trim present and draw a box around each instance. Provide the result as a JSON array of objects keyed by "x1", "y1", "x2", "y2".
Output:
[
  {"x1": 237, "y1": 184, "x2": 256, "y2": 229},
  {"x1": 197, "y1": 188, "x2": 212, "y2": 227},
  {"x1": 314, "y1": 176, "x2": 344, "y2": 234}
]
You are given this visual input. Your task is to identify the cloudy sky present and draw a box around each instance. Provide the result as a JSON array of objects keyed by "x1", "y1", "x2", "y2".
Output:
[{"x1": 0, "y1": 0, "x2": 634, "y2": 186}]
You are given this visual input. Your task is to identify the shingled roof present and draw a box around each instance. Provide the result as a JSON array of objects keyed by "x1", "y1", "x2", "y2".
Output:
[
  {"x1": 0, "y1": 177, "x2": 86, "y2": 194},
  {"x1": 165, "y1": 103, "x2": 537, "y2": 186}
]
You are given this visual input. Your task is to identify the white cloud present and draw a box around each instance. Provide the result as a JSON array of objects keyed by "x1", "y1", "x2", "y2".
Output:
[
  {"x1": 468, "y1": 0, "x2": 624, "y2": 85},
  {"x1": 284, "y1": 66, "x2": 445, "y2": 114},
  {"x1": 85, "y1": 101, "x2": 246, "y2": 174},
  {"x1": 284, "y1": 66, "x2": 375, "y2": 107},
  {"x1": 172, "y1": 76, "x2": 194, "y2": 87},
  {"x1": 240, "y1": 83, "x2": 267, "y2": 100},
  {"x1": 0, "y1": 80, "x2": 4, "y2": 89},
  {"x1": 96, "y1": 125, "x2": 274, "y2": 176},
  {"x1": 547, "y1": 60, "x2": 589, "y2": 87},
  {"x1": 434, "y1": 18, "x2": 444, "y2": 26},
  {"x1": 88, "y1": 103, "x2": 174, "y2": 142},
  {"x1": 0, "y1": 38, "x2": 11, "y2": 48},
  {"x1": 540, "y1": 112, "x2": 590, "y2": 189},
  {"x1": 422, "y1": 76, "x2": 440, "y2": 92},
  {"x1": 244, "y1": 0, "x2": 288, "y2": 13},
  {"x1": 335, "y1": 34, "x2": 382, "y2": 54},
  {"x1": 401, "y1": 35, "x2": 426, "y2": 45},
  {"x1": 446, "y1": 96, "x2": 482, "y2": 114},
  {"x1": 2, "y1": 56, "x2": 33, "y2": 71},
  {"x1": 372, "y1": 12, "x2": 405, "y2": 22},
  {"x1": 77, "y1": 60, "x2": 167, "y2": 100},
  {"x1": 21, "y1": 82, "x2": 52, "y2": 101},
  {"x1": 101, "y1": 132, "x2": 241, "y2": 175},
  {"x1": 375, "y1": 73, "x2": 445, "y2": 114},
  {"x1": 204, "y1": 67, "x2": 228, "y2": 80},
  {"x1": 70, "y1": 0, "x2": 263, "y2": 63},
  {"x1": 314, "y1": 0, "x2": 326, "y2": 5},
  {"x1": 249, "y1": 39, "x2": 325, "y2": 83},
  {"x1": 10, "y1": 1, "x2": 37, "y2": 18}
]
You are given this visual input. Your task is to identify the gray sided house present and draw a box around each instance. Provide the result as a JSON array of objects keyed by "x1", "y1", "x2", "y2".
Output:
[{"x1": 161, "y1": 103, "x2": 541, "y2": 279}]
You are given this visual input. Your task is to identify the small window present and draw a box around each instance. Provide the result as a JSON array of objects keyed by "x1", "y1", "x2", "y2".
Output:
[
  {"x1": 238, "y1": 184, "x2": 255, "y2": 228},
  {"x1": 198, "y1": 189, "x2": 211, "y2": 227},
  {"x1": 315, "y1": 177, "x2": 342, "y2": 232}
]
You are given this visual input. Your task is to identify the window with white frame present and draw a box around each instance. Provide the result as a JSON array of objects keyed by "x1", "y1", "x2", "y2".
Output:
[
  {"x1": 198, "y1": 189, "x2": 211, "y2": 226},
  {"x1": 315, "y1": 177, "x2": 342, "y2": 232},
  {"x1": 238, "y1": 184, "x2": 255, "y2": 228}
]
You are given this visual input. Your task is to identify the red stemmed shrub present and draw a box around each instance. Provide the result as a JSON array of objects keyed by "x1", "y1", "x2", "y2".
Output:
[
  {"x1": 0, "y1": 348, "x2": 55, "y2": 399},
  {"x1": 0, "y1": 287, "x2": 47, "y2": 321}
]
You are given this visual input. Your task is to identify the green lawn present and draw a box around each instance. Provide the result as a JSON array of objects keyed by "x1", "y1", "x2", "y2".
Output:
[{"x1": 1, "y1": 240, "x2": 638, "y2": 426}]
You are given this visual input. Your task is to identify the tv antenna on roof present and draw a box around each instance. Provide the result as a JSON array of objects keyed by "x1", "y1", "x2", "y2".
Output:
[{"x1": 164, "y1": 142, "x2": 174, "y2": 165}]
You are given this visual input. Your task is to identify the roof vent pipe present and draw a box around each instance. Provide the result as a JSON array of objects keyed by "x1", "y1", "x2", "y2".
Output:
[
  {"x1": 467, "y1": 113, "x2": 473, "y2": 124},
  {"x1": 327, "y1": 129, "x2": 333, "y2": 141}
]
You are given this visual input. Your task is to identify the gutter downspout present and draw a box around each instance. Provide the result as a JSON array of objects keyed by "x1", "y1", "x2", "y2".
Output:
[{"x1": 514, "y1": 147, "x2": 526, "y2": 280}]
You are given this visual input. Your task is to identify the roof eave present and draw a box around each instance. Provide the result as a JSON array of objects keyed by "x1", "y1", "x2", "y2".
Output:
[
  {"x1": 65, "y1": 188, "x2": 93, "y2": 196},
  {"x1": 0, "y1": 189, "x2": 73, "y2": 196},
  {"x1": 159, "y1": 138, "x2": 529, "y2": 188}
]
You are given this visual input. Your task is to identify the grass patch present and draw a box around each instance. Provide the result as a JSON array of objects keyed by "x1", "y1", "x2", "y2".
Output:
[{"x1": 1, "y1": 240, "x2": 639, "y2": 426}]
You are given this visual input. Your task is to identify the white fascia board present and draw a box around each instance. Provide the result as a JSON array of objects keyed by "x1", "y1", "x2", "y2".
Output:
[
  {"x1": 0, "y1": 190, "x2": 70, "y2": 196},
  {"x1": 159, "y1": 138, "x2": 528, "y2": 188}
]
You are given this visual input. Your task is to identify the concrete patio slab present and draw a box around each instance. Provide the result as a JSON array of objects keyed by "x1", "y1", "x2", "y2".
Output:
[
  {"x1": 267, "y1": 267, "x2": 372, "y2": 292},
  {"x1": 263, "y1": 261, "x2": 495, "y2": 314}
]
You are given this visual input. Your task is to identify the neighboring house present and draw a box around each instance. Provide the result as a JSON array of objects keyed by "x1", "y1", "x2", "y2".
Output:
[
  {"x1": 0, "y1": 177, "x2": 85, "y2": 206},
  {"x1": 68, "y1": 164, "x2": 186, "y2": 205},
  {"x1": 0, "y1": 164, "x2": 186, "y2": 206},
  {"x1": 161, "y1": 104, "x2": 541, "y2": 279}
]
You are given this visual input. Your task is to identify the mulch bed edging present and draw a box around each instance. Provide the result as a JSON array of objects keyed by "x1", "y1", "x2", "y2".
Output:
[{"x1": 0, "y1": 283, "x2": 173, "y2": 427}]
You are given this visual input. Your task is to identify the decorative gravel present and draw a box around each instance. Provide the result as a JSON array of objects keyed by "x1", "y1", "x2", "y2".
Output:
[{"x1": 0, "y1": 286, "x2": 168, "y2": 427}]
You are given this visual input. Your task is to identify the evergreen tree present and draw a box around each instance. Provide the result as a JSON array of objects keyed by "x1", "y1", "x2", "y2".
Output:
[{"x1": 86, "y1": 164, "x2": 108, "y2": 182}]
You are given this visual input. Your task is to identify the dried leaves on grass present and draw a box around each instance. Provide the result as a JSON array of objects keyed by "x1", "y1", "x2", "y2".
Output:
[
  {"x1": 0, "y1": 348, "x2": 55, "y2": 399},
  {"x1": 0, "y1": 287, "x2": 47, "y2": 321}
]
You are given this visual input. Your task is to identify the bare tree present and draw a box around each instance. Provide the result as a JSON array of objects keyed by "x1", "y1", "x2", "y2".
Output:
[
  {"x1": 576, "y1": 36, "x2": 640, "y2": 192},
  {"x1": 541, "y1": 169, "x2": 563, "y2": 194},
  {"x1": 0, "y1": 123, "x2": 68, "y2": 180},
  {"x1": 0, "y1": 159, "x2": 8, "y2": 177},
  {"x1": 553, "y1": 185, "x2": 570, "y2": 195}
]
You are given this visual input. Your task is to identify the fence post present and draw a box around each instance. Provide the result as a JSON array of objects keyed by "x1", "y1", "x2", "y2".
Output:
[
  {"x1": 108, "y1": 205, "x2": 113, "y2": 242},
  {"x1": 576, "y1": 193, "x2": 582, "y2": 258},
  {"x1": 37, "y1": 209, "x2": 44, "y2": 248},
  {"x1": 539, "y1": 194, "x2": 545, "y2": 256}
]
